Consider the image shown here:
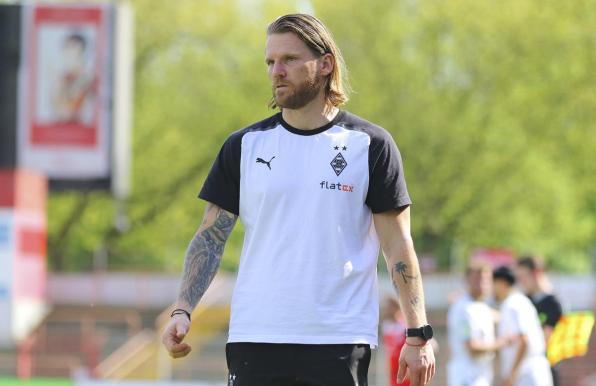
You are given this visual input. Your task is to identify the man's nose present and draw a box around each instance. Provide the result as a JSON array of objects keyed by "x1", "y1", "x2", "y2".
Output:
[{"x1": 271, "y1": 61, "x2": 286, "y2": 78}]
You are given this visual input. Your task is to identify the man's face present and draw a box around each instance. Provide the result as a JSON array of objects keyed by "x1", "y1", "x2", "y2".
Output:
[
  {"x1": 516, "y1": 265, "x2": 537, "y2": 295},
  {"x1": 492, "y1": 279, "x2": 509, "y2": 302},
  {"x1": 63, "y1": 39, "x2": 85, "y2": 70},
  {"x1": 265, "y1": 32, "x2": 326, "y2": 109},
  {"x1": 466, "y1": 268, "x2": 492, "y2": 299}
]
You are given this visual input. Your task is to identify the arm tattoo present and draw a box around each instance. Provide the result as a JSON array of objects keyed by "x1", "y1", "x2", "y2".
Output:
[
  {"x1": 392, "y1": 261, "x2": 417, "y2": 284},
  {"x1": 410, "y1": 296, "x2": 420, "y2": 308},
  {"x1": 178, "y1": 209, "x2": 236, "y2": 310}
]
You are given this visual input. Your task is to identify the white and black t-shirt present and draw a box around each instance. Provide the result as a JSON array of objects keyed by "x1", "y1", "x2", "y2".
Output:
[{"x1": 199, "y1": 110, "x2": 411, "y2": 346}]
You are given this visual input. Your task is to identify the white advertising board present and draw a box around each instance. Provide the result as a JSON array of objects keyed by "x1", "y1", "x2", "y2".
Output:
[
  {"x1": 0, "y1": 210, "x2": 14, "y2": 347},
  {"x1": 17, "y1": 4, "x2": 113, "y2": 180}
]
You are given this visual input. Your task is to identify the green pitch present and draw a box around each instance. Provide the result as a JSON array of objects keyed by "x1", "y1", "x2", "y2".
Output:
[{"x1": 0, "y1": 379, "x2": 73, "y2": 386}]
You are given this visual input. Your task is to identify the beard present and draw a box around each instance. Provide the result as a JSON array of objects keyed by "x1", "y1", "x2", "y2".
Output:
[{"x1": 272, "y1": 72, "x2": 324, "y2": 110}]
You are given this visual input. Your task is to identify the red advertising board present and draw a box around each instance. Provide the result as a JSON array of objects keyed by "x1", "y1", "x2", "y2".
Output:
[
  {"x1": 471, "y1": 248, "x2": 516, "y2": 268},
  {"x1": 0, "y1": 169, "x2": 47, "y2": 347}
]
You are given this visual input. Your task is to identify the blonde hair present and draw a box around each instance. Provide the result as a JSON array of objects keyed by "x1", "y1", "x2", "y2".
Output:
[{"x1": 267, "y1": 14, "x2": 351, "y2": 109}]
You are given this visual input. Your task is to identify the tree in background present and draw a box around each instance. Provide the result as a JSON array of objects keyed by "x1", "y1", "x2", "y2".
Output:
[{"x1": 47, "y1": 0, "x2": 596, "y2": 273}]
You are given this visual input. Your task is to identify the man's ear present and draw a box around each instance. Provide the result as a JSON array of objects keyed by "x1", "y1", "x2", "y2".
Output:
[{"x1": 320, "y1": 53, "x2": 335, "y2": 76}]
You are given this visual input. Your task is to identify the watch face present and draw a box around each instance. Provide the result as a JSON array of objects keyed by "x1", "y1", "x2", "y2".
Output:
[{"x1": 422, "y1": 324, "x2": 434, "y2": 340}]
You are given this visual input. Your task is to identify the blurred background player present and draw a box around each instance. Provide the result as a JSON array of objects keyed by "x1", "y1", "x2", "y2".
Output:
[
  {"x1": 447, "y1": 261, "x2": 508, "y2": 386},
  {"x1": 382, "y1": 296, "x2": 409, "y2": 386},
  {"x1": 493, "y1": 266, "x2": 553, "y2": 386},
  {"x1": 516, "y1": 255, "x2": 563, "y2": 386}
]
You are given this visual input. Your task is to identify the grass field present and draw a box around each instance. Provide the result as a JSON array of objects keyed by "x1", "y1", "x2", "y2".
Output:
[
  {"x1": 0, "y1": 379, "x2": 72, "y2": 386},
  {"x1": 0, "y1": 380, "x2": 226, "y2": 386}
]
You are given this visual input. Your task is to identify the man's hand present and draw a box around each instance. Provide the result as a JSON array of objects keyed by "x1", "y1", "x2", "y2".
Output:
[
  {"x1": 397, "y1": 341, "x2": 436, "y2": 386},
  {"x1": 500, "y1": 376, "x2": 515, "y2": 386},
  {"x1": 498, "y1": 333, "x2": 517, "y2": 348},
  {"x1": 161, "y1": 314, "x2": 192, "y2": 358}
]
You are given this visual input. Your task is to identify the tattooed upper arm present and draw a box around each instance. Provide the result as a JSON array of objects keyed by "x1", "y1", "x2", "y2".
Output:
[
  {"x1": 197, "y1": 203, "x2": 238, "y2": 236},
  {"x1": 372, "y1": 208, "x2": 414, "y2": 258}
]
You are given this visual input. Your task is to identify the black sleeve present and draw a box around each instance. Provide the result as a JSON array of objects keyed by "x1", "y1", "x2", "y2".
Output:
[
  {"x1": 198, "y1": 133, "x2": 242, "y2": 215},
  {"x1": 539, "y1": 295, "x2": 563, "y2": 328},
  {"x1": 365, "y1": 130, "x2": 412, "y2": 213}
]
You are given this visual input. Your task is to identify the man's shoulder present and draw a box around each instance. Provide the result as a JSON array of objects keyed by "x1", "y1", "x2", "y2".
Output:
[
  {"x1": 536, "y1": 293, "x2": 562, "y2": 310},
  {"x1": 449, "y1": 295, "x2": 473, "y2": 317},
  {"x1": 537, "y1": 293, "x2": 560, "y2": 304},
  {"x1": 508, "y1": 292, "x2": 538, "y2": 314},
  {"x1": 461, "y1": 298, "x2": 492, "y2": 317},
  {"x1": 226, "y1": 113, "x2": 281, "y2": 143},
  {"x1": 336, "y1": 110, "x2": 395, "y2": 143},
  {"x1": 451, "y1": 294, "x2": 471, "y2": 307},
  {"x1": 500, "y1": 293, "x2": 519, "y2": 310}
]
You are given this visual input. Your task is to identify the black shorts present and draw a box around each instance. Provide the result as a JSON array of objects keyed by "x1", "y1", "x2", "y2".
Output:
[{"x1": 225, "y1": 342, "x2": 371, "y2": 386}]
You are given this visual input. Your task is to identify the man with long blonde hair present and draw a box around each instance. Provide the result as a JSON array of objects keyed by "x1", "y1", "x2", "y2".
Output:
[{"x1": 162, "y1": 13, "x2": 435, "y2": 386}]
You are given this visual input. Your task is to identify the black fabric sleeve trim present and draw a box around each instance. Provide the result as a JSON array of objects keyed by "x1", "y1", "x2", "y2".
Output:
[
  {"x1": 335, "y1": 111, "x2": 412, "y2": 213},
  {"x1": 365, "y1": 127, "x2": 411, "y2": 213},
  {"x1": 198, "y1": 132, "x2": 242, "y2": 215}
]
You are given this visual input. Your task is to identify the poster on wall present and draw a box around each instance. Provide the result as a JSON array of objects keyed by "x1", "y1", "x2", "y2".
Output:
[{"x1": 18, "y1": 4, "x2": 113, "y2": 181}]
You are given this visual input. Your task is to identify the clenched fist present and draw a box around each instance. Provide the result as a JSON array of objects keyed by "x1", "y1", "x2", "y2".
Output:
[{"x1": 161, "y1": 314, "x2": 192, "y2": 358}]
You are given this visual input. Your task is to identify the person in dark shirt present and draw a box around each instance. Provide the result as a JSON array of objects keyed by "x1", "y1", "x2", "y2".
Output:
[{"x1": 516, "y1": 255, "x2": 563, "y2": 386}]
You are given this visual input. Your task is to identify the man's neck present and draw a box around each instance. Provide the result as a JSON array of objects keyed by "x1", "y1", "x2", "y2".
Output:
[
  {"x1": 498, "y1": 288, "x2": 513, "y2": 303},
  {"x1": 469, "y1": 291, "x2": 484, "y2": 301},
  {"x1": 527, "y1": 288, "x2": 539, "y2": 297},
  {"x1": 281, "y1": 96, "x2": 339, "y2": 130},
  {"x1": 527, "y1": 282, "x2": 549, "y2": 297}
]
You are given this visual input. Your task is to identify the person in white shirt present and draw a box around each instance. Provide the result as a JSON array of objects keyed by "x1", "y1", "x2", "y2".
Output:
[
  {"x1": 493, "y1": 266, "x2": 553, "y2": 386},
  {"x1": 448, "y1": 261, "x2": 510, "y2": 386},
  {"x1": 161, "y1": 13, "x2": 435, "y2": 386}
]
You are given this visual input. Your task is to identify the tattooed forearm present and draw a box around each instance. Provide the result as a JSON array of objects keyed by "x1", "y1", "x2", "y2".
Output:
[
  {"x1": 391, "y1": 269, "x2": 421, "y2": 307},
  {"x1": 390, "y1": 260, "x2": 424, "y2": 317},
  {"x1": 410, "y1": 296, "x2": 420, "y2": 308},
  {"x1": 393, "y1": 261, "x2": 417, "y2": 284},
  {"x1": 178, "y1": 208, "x2": 236, "y2": 310}
]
